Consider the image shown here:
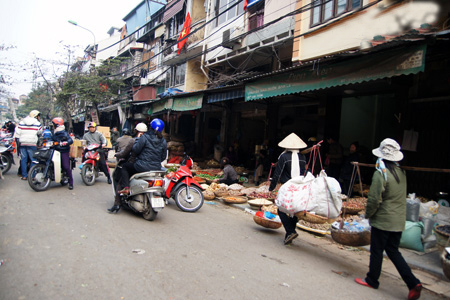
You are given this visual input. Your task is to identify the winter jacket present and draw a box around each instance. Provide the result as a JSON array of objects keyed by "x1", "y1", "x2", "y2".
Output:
[
  {"x1": 269, "y1": 151, "x2": 306, "y2": 191},
  {"x1": 52, "y1": 127, "x2": 73, "y2": 153},
  {"x1": 82, "y1": 131, "x2": 107, "y2": 146},
  {"x1": 15, "y1": 116, "x2": 42, "y2": 146},
  {"x1": 365, "y1": 167, "x2": 407, "y2": 232},
  {"x1": 115, "y1": 138, "x2": 136, "y2": 163},
  {"x1": 132, "y1": 130, "x2": 167, "y2": 172},
  {"x1": 115, "y1": 135, "x2": 133, "y2": 152}
]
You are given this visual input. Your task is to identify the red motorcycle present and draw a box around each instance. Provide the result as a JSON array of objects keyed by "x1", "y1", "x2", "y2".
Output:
[
  {"x1": 80, "y1": 143, "x2": 109, "y2": 186},
  {"x1": 163, "y1": 153, "x2": 204, "y2": 212}
]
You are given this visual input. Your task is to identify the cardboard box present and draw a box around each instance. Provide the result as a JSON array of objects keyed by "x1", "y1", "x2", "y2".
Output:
[
  {"x1": 69, "y1": 145, "x2": 84, "y2": 158},
  {"x1": 72, "y1": 139, "x2": 87, "y2": 148},
  {"x1": 96, "y1": 126, "x2": 111, "y2": 138}
]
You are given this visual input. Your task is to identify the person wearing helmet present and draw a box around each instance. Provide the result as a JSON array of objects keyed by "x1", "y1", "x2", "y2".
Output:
[
  {"x1": 108, "y1": 123, "x2": 148, "y2": 212},
  {"x1": 82, "y1": 122, "x2": 112, "y2": 184},
  {"x1": 14, "y1": 110, "x2": 42, "y2": 180},
  {"x1": 116, "y1": 120, "x2": 167, "y2": 196},
  {"x1": 51, "y1": 117, "x2": 74, "y2": 190},
  {"x1": 114, "y1": 128, "x2": 132, "y2": 153},
  {"x1": 110, "y1": 126, "x2": 120, "y2": 148}
]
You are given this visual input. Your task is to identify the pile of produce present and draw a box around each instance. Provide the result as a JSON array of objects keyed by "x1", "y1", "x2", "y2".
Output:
[
  {"x1": 206, "y1": 159, "x2": 220, "y2": 167},
  {"x1": 297, "y1": 219, "x2": 331, "y2": 233},
  {"x1": 341, "y1": 197, "x2": 367, "y2": 214},
  {"x1": 247, "y1": 191, "x2": 277, "y2": 199},
  {"x1": 261, "y1": 204, "x2": 278, "y2": 215},
  {"x1": 202, "y1": 190, "x2": 215, "y2": 200}
]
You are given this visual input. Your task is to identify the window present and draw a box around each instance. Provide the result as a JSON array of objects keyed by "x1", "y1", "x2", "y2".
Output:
[
  {"x1": 311, "y1": 0, "x2": 362, "y2": 27},
  {"x1": 215, "y1": 0, "x2": 244, "y2": 27},
  {"x1": 248, "y1": 8, "x2": 264, "y2": 31},
  {"x1": 168, "y1": 7, "x2": 186, "y2": 38},
  {"x1": 165, "y1": 63, "x2": 186, "y2": 88}
]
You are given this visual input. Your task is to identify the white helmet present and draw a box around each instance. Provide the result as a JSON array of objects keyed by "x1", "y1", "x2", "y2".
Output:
[
  {"x1": 29, "y1": 110, "x2": 41, "y2": 118},
  {"x1": 135, "y1": 123, "x2": 148, "y2": 133}
]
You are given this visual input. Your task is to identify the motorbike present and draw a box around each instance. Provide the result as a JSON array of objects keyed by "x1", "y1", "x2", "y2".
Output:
[
  {"x1": 112, "y1": 160, "x2": 166, "y2": 221},
  {"x1": 80, "y1": 143, "x2": 109, "y2": 186},
  {"x1": 0, "y1": 134, "x2": 15, "y2": 174},
  {"x1": 163, "y1": 153, "x2": 204, "y2": 212},
  {"x1": 28, "y1": 140, "x2": 76, "y2": 191}
]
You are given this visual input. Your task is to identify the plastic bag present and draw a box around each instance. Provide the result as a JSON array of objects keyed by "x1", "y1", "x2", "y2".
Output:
[
  {"x1": 419, "y1": 201, "x2": 439, "y2": 218},
  {"x1": 400, "y1": 221, "x2": 424, "y2": 252},
  {"x1": 406, "y1": 193, "x2": 420, "y2": 222}
]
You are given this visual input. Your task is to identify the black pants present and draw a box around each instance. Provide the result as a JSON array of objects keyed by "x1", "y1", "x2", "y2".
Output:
[
  {"x1": 365, "y1": 226, "x2": 420, "y2": 290},
  {"x1": 121, "y1": 162, "x2": 138, "y2": 188},
  {"x1": 98, "y1": 151, "x2": 110, "y2": 178},
  {"x1": 278, "y1": 209, "x2": 298, "y2": 238}
]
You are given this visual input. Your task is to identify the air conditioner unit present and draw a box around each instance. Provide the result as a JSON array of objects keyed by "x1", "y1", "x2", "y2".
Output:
[{"x1": 222, "y1": 27, "x2": 243, "y2": 49}]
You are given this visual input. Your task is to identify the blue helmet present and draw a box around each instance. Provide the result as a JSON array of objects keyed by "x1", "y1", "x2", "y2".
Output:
[
  {"x1": 42, "y1": 129, "x2": 52, "y2": 140},
  {"x1": 150, "y1": 118, "x2": 164, "y2": 132}
]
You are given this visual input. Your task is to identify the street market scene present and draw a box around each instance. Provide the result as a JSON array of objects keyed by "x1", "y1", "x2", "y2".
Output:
[{"x1": 1, "y1": 0, "x2": 450, "y2": 299}]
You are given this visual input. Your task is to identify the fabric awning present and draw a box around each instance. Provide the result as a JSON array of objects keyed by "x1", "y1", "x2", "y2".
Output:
[
  {"x1": 172, "y1": 94, "x2": 203, "y2": 111},
  {"x1": 150, "y1": 98, "x2": 174, "y2": 114},
  {"x1": 207, "y1": 89, "x2": 244, "y2": 103},
  {"x1": 245, "y1": 44, "x2": 427, "y2": 101},
  {"x1": 162, "y1": 0, "x2": 184, "y2": 23}
]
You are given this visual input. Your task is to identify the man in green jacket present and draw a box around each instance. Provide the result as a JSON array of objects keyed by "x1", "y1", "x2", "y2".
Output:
[{"x1": 355, "y1": 138, "x2": 422, "y2": 300}]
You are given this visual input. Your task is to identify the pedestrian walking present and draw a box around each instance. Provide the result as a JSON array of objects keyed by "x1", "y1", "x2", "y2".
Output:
[
  {"x1": 268, "y1": 133, "x2": 307, "y2": 245},
  {"x1": 355, "y1": 138, "x2": 422, "y2": 300}
]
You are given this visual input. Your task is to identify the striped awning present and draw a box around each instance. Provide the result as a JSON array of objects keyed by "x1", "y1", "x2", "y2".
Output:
[
  {"x1": 207, "y1": 89, "x2": 244, "y2": 103},
  {"x1": 162, "y1": 0, "x2": 184, "y2": 23}
]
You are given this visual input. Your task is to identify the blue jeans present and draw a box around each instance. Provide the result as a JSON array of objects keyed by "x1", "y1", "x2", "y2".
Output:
[{"x1": 20, "y1": 146, "x2": 36, "y2": 178}]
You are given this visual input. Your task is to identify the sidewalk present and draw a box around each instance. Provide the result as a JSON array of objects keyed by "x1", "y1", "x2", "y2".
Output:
[{"x1": 213, "y1": 199, "x2": 450, "y2": 298}]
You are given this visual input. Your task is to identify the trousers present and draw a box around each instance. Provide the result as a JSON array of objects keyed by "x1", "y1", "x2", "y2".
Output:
[{"x1": 365, "y1": 226, "x2": 420, "y2": 289}]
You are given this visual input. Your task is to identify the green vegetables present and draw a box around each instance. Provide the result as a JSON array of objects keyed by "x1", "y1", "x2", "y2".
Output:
[{"x1": 196, "y1": 173, "x2": 222, "y2": 180}]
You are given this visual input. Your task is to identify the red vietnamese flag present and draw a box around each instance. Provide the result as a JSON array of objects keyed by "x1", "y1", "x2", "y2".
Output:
[
  {"x1": 177, "y1": 12, "x2": 191, "y2": 54},
  {"x1": 244, "y1": 0, "x2": 248, "y2": 10}
]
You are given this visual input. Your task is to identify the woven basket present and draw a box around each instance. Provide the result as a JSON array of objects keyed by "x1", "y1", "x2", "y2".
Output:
[
  {"x1": 435, "y1": 225, "x2": 450, "y2": 252},
  {"x1": 253, "y1": 215, "x2": 282, "y2": 229},
  {"x1": 221, "y1": 196, "x2": 247, "y2": 204},
  {"x1": 295, "y1": 211, "x2": 332, "y2": 224},
  {"x1": 202, "y1": 191, "x2": 215, "y2": 200},
  {"x1": 214, "y1": 189, "x2": 229, "y2": 197},
  {"x1": 341, "y1": 204, "x2": 365, "y2": 215},
  {"x1": 330, "y1": 228, "x2": 371, "y2": 247},
  {"x1": 441, "y1": 250, "x2": 450, "y2": 280}
]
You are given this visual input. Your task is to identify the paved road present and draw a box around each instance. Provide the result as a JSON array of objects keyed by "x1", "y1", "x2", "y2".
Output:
[{"x1": 0, "y1": 164, "x2": 446, "y2": 300}]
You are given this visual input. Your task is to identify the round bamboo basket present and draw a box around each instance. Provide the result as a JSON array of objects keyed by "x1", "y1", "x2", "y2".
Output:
[
  {"x1": 341, "y1": 204, "x2": 365, "y2": 215},
  {"x1": 248, "y1": 198, "x2": 273, "y2": 209},
  {"x1": 435, "y1": 225, "x2": 450, "y2": 252},
  {"x1": 330, "y1": 228, "x2": 371, "y2": 247},
  {"x1": 295, "y1": 211, "x2": 332, "y2": 224},
  {"x1": 202, "y1": 190, "x2": 215, "y2": 200},
  {"x1": 441, "y1": 250, "x2": 450, "y2": 280},
  {"x1": 221, "y1": 196, "x2": 248, "y2": 204},
  {"x1": 253, "y1": 215, "x2": 282, "y2": 229}
]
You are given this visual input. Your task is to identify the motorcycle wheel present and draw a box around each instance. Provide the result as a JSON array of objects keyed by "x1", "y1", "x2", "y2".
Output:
[
  {"x1": 174, "y1": 184, "x2": 204, "y2": 212},
  {"x1": 142, "y1": 194, "x2": 158, "y2": 221},
  {"x1": 28, "y1": 164, "x2": 51, "y2": 191},
  {"x1": 0, "y1": 154, "x2": 12, "y2": 174},
  {"x1": 81, "y1": 163, "x2": 96, "y2": 186}
]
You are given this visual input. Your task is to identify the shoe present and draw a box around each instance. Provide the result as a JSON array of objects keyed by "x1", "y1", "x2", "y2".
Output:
[
  {"x1": 284, "y1": 233, "x2": 298, "y2": 245},
  {"x1": 107, "y1": 177, "x2": 112, "y2": 184},
  {"x1": 118, "y1": 187, "x2": 130, "y2": 195},
  {"x1": 21, "y1": 177, "x2": 27, "y2": 180},
  {"x1": 355, "y1": 278, "x2": 374, "y2": 289},
  {"x1": 68, "y1": 184, "x2": 73, "y2": 190},
  {"x1": 107, "y1": 205, "x2": 121, "y2": 213},
  {"x1": 408, "y1": 283, "x2": 422, "y2": 300}
]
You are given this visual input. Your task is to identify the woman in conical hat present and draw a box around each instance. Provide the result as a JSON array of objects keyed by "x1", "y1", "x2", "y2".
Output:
[{"x1": 268, "y1": 132, "x2": 307, "y2": 245}]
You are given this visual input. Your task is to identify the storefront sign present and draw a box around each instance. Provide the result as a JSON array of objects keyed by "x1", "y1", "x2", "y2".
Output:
[{"x1": 172, "y1": 94, "x2": 203, "y2": 111}]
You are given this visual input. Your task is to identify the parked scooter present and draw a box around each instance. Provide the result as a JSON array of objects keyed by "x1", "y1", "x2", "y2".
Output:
[
  {"x1": 164, "y1": 153, "x2": 204, "y2": 212},
  {"x1": 80, "y1": 143, "x2": 109, "y2": 186},
  {"x1": 0, "y1": 135, "x2": 15, "y2": 174},
  {"x1": 28, "y1": 140, "x2": 76, "y2": 191},
  {"x1": 112, "y1": 160, "x2": 166, "y2": 221}
]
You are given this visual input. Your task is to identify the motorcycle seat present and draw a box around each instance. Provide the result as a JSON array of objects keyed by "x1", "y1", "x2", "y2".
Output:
[{"x1": 130, "y1": 170, "x2": 166, "y2": 181}]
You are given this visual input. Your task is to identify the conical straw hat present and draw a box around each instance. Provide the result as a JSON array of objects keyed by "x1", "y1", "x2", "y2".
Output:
[{"x1": 278, "y1": 133, "x2": 307, "y2": 149}]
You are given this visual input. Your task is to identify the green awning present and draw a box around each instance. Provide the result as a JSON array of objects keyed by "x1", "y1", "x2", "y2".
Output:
[
  {"x1": 245, "y1": 44, "x2": 427, "y2": 101},
  {"x1": 151, "y1": 98, "x2": 174, "y2": 114},
  {"x1": 172, "y1": 94, "x2": 203, "y2": 111}
]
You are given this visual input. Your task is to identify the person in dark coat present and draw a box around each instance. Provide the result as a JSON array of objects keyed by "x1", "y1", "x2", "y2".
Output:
[
  {"x1": 339, "y1": 141, "x2": 360, "y2": 196},
  {"x1": 117, "y1": 119, "x2": 167, "y2": 196},
  {"x1": 51, "y1": 117, "x2": 74, "y2": 190},
  {"x1": 269, "y1": 133, "x2": 307, "y2": 245}
]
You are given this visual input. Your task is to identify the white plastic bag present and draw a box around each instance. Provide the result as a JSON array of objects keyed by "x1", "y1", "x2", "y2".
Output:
[
  {"x1": 275, "y1": 173, "x2": 316, "y2": 216},
  {"x1": 419, "y1": 201, "x2": 439, "y2": 218}
]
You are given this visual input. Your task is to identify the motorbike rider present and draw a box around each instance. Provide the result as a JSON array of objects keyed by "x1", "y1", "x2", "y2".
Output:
[
  {"x1": 117, "y1": 119, "x2": 167, "y2": 196},
  {"x1": 108, "y1": 124, "x2": 147, "y2": 213},
  {"x1": 51, "y1": 117, "x2": 74, "y2": 190},
  {"x1": 114, "y1": 128, "x2": 133, "y2": 154},
  {"x1": 15, "y1": 110, "x2": 42, "y2": 180},
  {"x1": 82, "y1": 122, "x2": 112, "y2": 184}
]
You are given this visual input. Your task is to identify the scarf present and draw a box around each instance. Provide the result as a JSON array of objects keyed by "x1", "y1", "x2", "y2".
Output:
[
  {"x1": 375, "y1": 158, "x2": 399, "y2": 181},
  {"x1": 289, "y1": 149, "x2": 300, "y2": 178},
  {"x1": 55, "y1": 125, "x2": 65, "y2": 133}
]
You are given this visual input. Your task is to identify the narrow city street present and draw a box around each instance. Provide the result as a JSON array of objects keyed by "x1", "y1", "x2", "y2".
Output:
[{"x1": 0, "y1": 164, "x2": 447, "y2": 300}]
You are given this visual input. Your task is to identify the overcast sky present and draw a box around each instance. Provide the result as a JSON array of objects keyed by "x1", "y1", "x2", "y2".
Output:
[{"x1": 0, "y1": 0, "x2": 142, "y2": 98}]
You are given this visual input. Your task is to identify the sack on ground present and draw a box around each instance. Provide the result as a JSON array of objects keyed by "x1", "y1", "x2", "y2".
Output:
[{"x1": 400, "y1": 221, "x2": 424, "y2": 252}]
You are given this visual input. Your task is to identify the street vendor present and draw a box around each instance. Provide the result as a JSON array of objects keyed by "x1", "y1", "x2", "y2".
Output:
[
  {"x1": 268, "y1": 133, "x2": 307, "y2": 245},
  {"x1": 213, "y1": 157, "x2": 238, "y2": 185}
]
